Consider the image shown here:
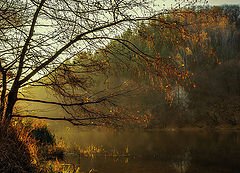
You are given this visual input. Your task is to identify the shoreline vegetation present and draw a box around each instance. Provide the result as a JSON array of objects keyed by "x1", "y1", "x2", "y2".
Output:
[
  {"x1": 0, "y1": 119, "x2": 66, "y2": 173},
  {"x1": 1, "y1": 118, "x2": 240, "y2": 172}
]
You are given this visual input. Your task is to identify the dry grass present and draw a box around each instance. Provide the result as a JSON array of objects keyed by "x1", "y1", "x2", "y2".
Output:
[
  {"x1": 0, "y1": 118, "x2": 70, "y2": 172},
  {"x1": 0, "y1": 123, "x2": 39, "y2": 172}
]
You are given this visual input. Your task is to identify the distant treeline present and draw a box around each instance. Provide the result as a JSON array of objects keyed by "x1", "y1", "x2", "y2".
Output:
[
  {"x1": 98, "y1": 5, "x2": 240, "y2": 128},
  {"x1": 50, "y1": 5, "x2": 240, "y2": 128}
]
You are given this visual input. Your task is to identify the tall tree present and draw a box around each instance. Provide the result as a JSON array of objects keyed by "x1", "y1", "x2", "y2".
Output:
[{"x1": 0, "y1": 0, "x2": 201, "y2": 127}]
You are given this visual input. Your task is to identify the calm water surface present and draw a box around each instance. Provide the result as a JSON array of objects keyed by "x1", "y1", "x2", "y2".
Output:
[{"x1": 53, "y1": 127, "x2": 240, "y2": 173}]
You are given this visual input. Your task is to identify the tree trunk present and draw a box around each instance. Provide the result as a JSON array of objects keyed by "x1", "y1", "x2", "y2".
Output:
[{"x1": 3, "y1": 88, "x2": 18, "y2": 125}]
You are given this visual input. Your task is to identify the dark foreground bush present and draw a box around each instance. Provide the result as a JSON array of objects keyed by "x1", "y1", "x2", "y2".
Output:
[
  {"x1": 30, "y1": 125, "x2": 55, "y2": 146},
  {"x1": 0, "y1": 124, "x2": 39, "y2": 173}
]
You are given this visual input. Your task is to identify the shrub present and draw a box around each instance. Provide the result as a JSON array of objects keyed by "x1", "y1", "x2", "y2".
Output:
[{"x1": 30, "y1": 125, "x2": 56, "y2": 146}]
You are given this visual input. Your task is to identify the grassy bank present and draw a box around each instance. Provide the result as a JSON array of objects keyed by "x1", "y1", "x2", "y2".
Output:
[{"x1": 0, "y1": 118, "x2": 81, "y2": 173}]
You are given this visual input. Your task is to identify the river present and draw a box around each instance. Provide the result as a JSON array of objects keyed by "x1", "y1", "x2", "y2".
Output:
[{"x1": 50, "y1": 125, "x2": 240, "y2": 173}]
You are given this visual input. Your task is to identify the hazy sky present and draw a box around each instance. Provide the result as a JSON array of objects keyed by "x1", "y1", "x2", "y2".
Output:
[
  {"x1": 208, "y1": 0, "x2": 240, "y2": 5},
  {"x1": 154, "y1": 0, "x2": 240, "y2": 10}
]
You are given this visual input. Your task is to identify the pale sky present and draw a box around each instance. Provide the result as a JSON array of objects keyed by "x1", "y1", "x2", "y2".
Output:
[
  {"x1": 208, "y1": 0, "x2": 240, "y2": 5},
  {"x1": 154, "y1": 0, "x2": 240, "y2": 11}
]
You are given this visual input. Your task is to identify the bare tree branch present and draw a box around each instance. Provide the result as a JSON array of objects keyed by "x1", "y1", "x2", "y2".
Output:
[
  {"x1": 14, "y1": 0, "x2": 46, "y2": 85},
  {"x1": 17, "y1": 97, "x2": 106, "y2": 106},
  {"x1": 12, "y1": 114, "x2": 120, "y2": 126}
]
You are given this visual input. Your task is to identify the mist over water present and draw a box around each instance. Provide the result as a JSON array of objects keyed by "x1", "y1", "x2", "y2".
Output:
[
  {"x1": 22, "y1": 86, "x2": 240, "y2": 172},
  {"x1": 49, "y1": 122, "x2": 240, "y2": 173}
]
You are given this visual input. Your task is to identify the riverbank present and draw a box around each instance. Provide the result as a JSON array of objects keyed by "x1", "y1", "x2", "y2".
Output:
[{"x1": 145, "y1": 126, "x2": 240, "y2": 132}]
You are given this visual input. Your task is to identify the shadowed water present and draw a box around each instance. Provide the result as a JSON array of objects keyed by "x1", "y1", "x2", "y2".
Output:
[{"x1": 52, "y1": 126, "x2": 240, "y2": 173}]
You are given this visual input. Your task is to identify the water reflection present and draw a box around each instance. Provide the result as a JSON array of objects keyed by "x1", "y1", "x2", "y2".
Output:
[
  {"x1": 171, "y1": 149, "x2": 191, "y2": 173},
  {"x1": 52, "y1": 127, "x2": 240, "y2": 173}
]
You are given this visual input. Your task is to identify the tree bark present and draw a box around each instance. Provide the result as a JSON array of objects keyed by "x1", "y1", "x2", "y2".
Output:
[{"x1": 4, "y1": 87, "x2": 19, "y2": 125}]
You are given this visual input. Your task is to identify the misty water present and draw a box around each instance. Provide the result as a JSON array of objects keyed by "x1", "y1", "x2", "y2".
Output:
[{"x1": 51, "y1": 125, "x2": 240, "y2": 173}]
